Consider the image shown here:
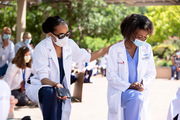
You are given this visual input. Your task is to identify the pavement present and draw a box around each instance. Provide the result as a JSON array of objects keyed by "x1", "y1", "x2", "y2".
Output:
[{"x1": 13, "y1": 75, "x2": 180, "y2": 120}]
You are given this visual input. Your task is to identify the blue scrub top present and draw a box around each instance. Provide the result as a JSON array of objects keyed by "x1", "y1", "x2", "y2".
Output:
[
  {"x1": 125, "y1": 47, "x2": 139, "y2": 84},
  {"x1": 58, "y1": 57, "x2": 65, "y2": 84}
]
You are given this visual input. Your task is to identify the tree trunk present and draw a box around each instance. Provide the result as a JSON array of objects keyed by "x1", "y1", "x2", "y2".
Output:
[
  {"x1": 67, "y1": 2, "x2": 73, "y2": 38},
  {"x1": 77, "y1": 24, "x2": 83, "y2": 46}
]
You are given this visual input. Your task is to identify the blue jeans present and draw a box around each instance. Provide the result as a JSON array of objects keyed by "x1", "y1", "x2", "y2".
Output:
[
  {"x1": 0, "y1": 63, "x2": 8, "y2": 77},
  {"x1": 39, "y1": 87, "x2": 62, "y2": 120},
  {"x1": 171, "y1": 65, "x2": 178, "y2": 79},
  {"x1": 121, "y1": 89, "x2": 144, "y2": 120}
]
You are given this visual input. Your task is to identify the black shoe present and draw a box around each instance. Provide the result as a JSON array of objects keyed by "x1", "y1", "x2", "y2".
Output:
[{"x1": 21, "y1": 116, "x2": 31, "y2": 120}]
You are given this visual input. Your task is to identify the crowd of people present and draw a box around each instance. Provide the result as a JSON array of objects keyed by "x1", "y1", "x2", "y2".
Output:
[{"x1": 0, "y1": 13, "x2": 179, "y2": 120}]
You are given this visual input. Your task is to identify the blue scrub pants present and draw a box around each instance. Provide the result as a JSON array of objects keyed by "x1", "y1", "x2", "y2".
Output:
[
  {"x1": 171, "y1": 65, "x2": 179, "y2": 79},
  {"x1": 121, "y1": 89, "x2": 144, "y2": 120},
  {"x1": 39, "y1": 87, "x2": 62, "y2": 120},
  {"x1": 0, "y1": 63, "x2": 8, "y2": 77}
]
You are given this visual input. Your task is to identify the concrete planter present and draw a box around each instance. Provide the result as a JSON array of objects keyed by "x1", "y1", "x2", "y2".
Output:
[{"x1": 156, "y1": 66, "x2": 171, "y2": 79}]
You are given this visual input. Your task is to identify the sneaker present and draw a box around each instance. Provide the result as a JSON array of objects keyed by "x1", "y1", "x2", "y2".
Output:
[{"x1": 171, "y1": 77, "x2": 174, "y2": 80}]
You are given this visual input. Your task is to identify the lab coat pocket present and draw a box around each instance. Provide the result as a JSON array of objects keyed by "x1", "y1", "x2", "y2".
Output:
[
  {"x1": 118, "y1": 60, "x2": 124, "y2": 78},
  {"x1": 108, "y1": 92, "x2": 119, "y2": 114}
]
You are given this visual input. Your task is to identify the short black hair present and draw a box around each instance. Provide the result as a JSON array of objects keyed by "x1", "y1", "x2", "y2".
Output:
[
  {"x1": 42, "y1": 15, "x2": 67, "y2": 33},
  {"x1": 120, "y1": 14, "x2": 154, "y2": 41}
]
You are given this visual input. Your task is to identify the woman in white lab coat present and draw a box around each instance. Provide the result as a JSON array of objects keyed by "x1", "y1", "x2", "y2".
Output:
[
  {"x1": 4, "y1": 46, "x2": 33, "y2": 106},
  {"x1": 106, "y1": 14, "x2": 156, "y2": 120},
  {"x1": 167, "y1": 86, "x2": 180, "y2": 120},
  {"x1": 25, "y1": 15, "x2": 111, "y2": 120}
]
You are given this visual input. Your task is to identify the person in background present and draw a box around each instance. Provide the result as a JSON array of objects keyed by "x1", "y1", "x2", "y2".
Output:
[
  {"x1": 167, "y1": 86, "x2": 180, "y2": 120},
  {"x1": 100, "y1": 53, "x2": 108, "y2": 77},
  {"x1": 92, "y1": 59, "x2": 99, "y2": 76},
  {"x1": 30, "y1": 41, "x2": 35, "y2": 55},
  {"x1": 14, "y1": 32, "x2": 33, "y2": 55},
  {"x1": 106, "y1": 14, "x2": 156, "y2": 120},
  {"x1": 84, "y1": 49, "x2": 97, "y2": 83},
  {"x1": 0, "y1": 27, "x2": 15, "y2": 78},
  {"x1": 4, "y1": 46, "x2": 33, "y2": 106},
  {"x1": 171, "y1": 50, "x2": 180, "y2": 80},
  {"x1": 0, "y1": 80, "x2": 18, "y2": 120}
]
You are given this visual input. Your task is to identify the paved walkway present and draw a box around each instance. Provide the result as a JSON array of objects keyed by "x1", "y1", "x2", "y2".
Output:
[{"x1": 14, "y1": 75, "x2": 180, "y2": 120}]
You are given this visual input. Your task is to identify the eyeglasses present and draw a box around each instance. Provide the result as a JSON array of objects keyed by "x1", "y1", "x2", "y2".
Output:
[{"x1": 53, "y1": 30, "x2": 71, "y2": 39}]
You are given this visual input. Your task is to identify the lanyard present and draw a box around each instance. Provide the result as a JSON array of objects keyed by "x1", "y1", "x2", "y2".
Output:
[{"x1": 22, "y1": 69, "x2": 26, "y2": 88}]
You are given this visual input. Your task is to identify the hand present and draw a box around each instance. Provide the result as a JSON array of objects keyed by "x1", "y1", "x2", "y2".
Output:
[
  {"x1": 2, "y1": 39, "x2": 9, "y2": 48},
  {"x1": 129, "y1": 82, "x2": 144, "y2": 92},
  {"x1": 9, "y1": 95, "x2": 18, "y2": 112},
  {"x1": 177, "y1": 68, "x2": 180, "y2": 72},
  {"x1": 136, "y1": 83, "x2": 144, "y2": 92},
  {"x1": 55, "y1": 83, "x2": 67, "y2": 100}
]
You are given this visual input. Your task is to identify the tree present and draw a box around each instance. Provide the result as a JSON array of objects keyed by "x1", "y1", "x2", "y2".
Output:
[{"x1": 145, "y1": 6, "x2": 180, "y2": 45}]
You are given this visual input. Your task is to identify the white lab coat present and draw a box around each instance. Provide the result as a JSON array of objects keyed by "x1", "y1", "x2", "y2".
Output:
[
  {"x1": 0, "y1": 36, "x2": 15, "y2": 68},
  {"x1": 167, "y1": 86, "x2": 180, "y2": 120},
  {"x1": 100, "y1": 55, "x2": 108, "y2": 69},
  {"x1": 3, "y1": 63, "x2": 33, "y2": 90},
  {"x1": 106, "y1": 40, "x2": 156, "y2": 120},
  {"x1": 0, "y1": 80, "x2": 11, "y2": 120},
  {"x1": 26, "y1": 37, "x2": 91, "y2": 120}
]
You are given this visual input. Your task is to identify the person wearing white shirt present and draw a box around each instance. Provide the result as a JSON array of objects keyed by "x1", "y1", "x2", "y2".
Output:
[
  {"x1": 4, "y1": 46, "x2": 33, "y2": 106},
  {"x1": 100, "y1": 53, "x2": 108, "y2": 76},
  {"x1": 0, "y1": 80, "x2": 11, "y2": 120},
  {"x1": 25, "y1": 15, "x2": 111, "y2": 120},
  {"x1": 0, "y1": 80, "x2": 18, "y2": 120},
  {"x1": 107, "y1": 14, "x2": 156, "y2": 120},
  {"x1": 0, "y1": 27, "x2": 15, "y2": 77},
  {"x1": 167, "y1": 86, "x2": 180, "y2": 120},
  {"x1": 14, "y1": 32, "x2": 33, "y2": 55},
  {"x1": 84, "y1": 49, "x2": 97, "y2": 83}
]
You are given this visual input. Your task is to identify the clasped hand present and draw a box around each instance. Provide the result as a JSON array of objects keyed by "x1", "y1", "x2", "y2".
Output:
[{"x1": 129, "y1": 82, "x2": 144, "y2": 92}]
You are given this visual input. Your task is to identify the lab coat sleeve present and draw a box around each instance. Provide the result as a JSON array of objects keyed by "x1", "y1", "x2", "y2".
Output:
[
  {"x1": 4, "y1": 64, "x2": 18, "y2": 88},
  {"x1": 0, "y1": 47, "x2": 5, "y2": 56},
  {"x1": 106, "y1": 47, "x2": 131, "y2": 92},
  {"x1": 142, "y1": 46, "x2": 156, "y2": 89},
  {"x1": 8, "y1": 41, "x2": 15, "y2": 62},
  {"x1": 33, "y1": 45, "x2": 50, "y2": 80},
  {"x1": 70, "y1": 40, "x2": 91, "y2": 63}
]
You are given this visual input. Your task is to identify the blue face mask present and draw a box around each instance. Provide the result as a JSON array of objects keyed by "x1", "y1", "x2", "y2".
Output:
[
  {"x1": 132, "y1": 39, "x2": 146, "y2": 47},
  {"x1": 3, "y1": 34, "x2": 11, "y2": 40},
  {"x1": 25, "y1": 39, "x2": 32, "y2": 45}
]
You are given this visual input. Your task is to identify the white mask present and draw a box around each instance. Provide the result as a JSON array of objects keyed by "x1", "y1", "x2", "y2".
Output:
[
  {"x1": 24, "y1": 55, "x2": 31, "y2": 63},
  {"x1": 51, "y1": 33, "x2": 68, "y2": 47}
]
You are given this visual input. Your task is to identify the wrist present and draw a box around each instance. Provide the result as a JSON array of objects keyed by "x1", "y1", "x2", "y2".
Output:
[{"x1": 54, "y1": 82, "x2": 59, "y2": 88}]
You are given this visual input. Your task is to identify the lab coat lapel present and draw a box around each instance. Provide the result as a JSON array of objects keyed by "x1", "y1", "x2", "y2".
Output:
[
  {"x1": 63, "y1": 45, "x2": 71, "y2": 89},
  {"x1": 47, "y1": 38, "x2": 60, "y2": 73},
  {"x1": 137, "y1": 46, "x2": 142, "y2": 83},
  {"x1": 118, "y1": 40, "x2": 129, "y2": 81}
]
